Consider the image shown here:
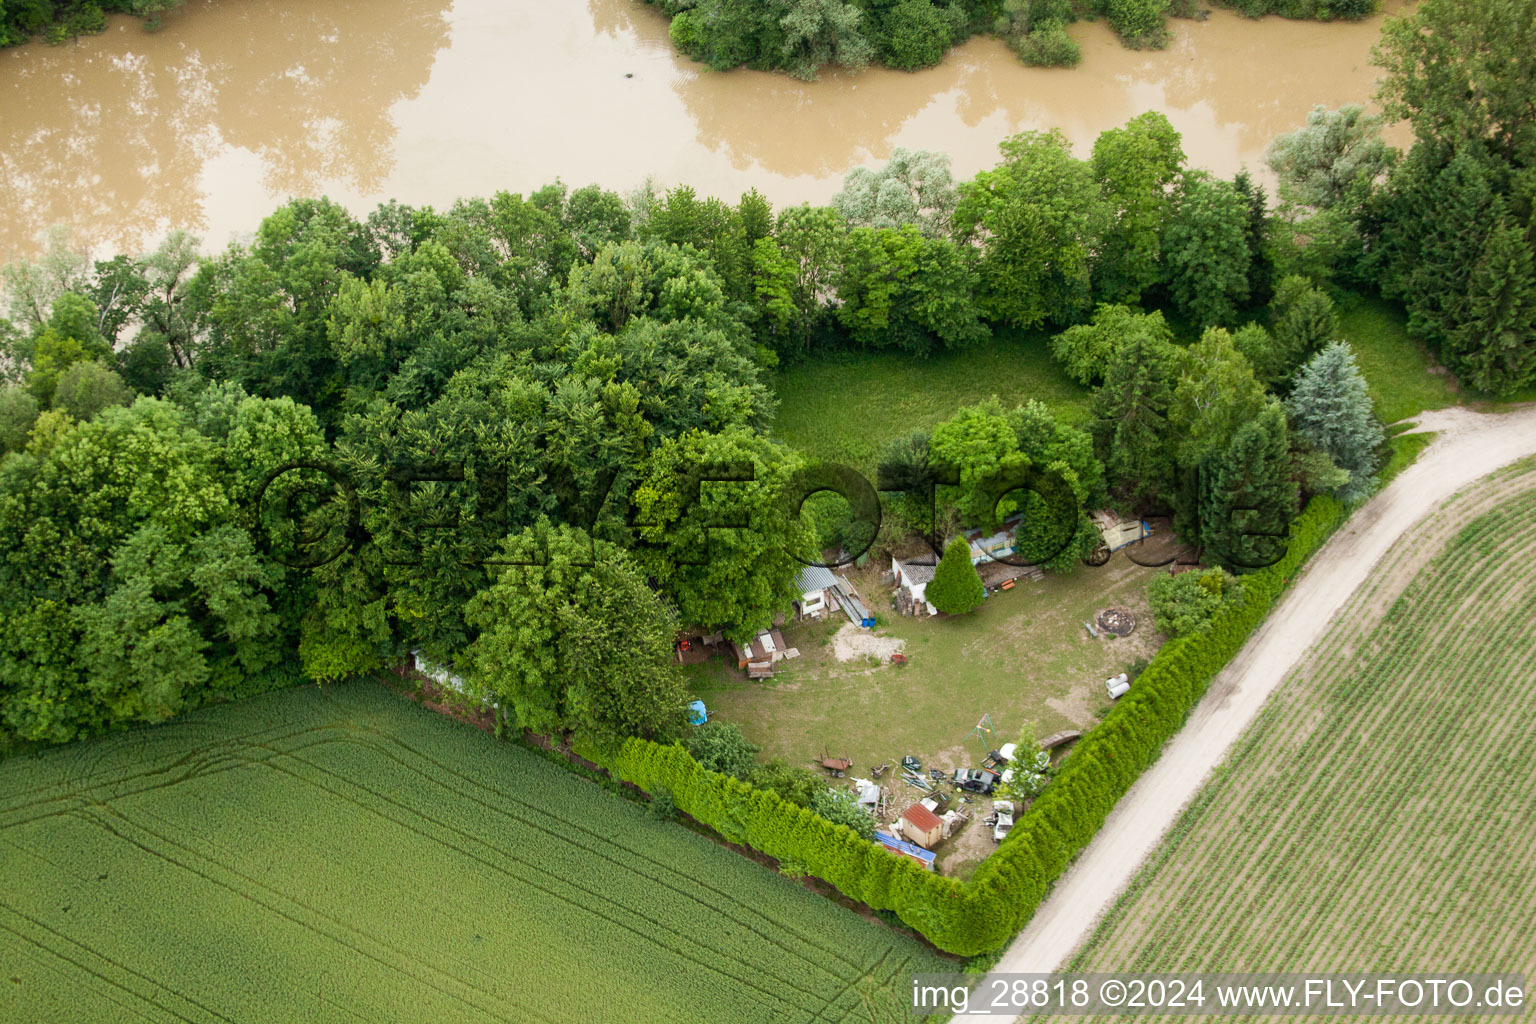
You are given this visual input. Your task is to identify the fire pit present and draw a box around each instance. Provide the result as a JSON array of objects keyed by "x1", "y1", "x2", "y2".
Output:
[{"x1": 1095, "y1": 607, "x2": 1136, "y2": 637}]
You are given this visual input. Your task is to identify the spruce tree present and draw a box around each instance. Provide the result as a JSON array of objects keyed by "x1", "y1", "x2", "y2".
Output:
[
  {"x1": 1091, "y1": 331, "x2": 1176, "y2": 507},
  {"x1": 926, "y1": 537, "x2": 985, "y2": 615},
  {"x1": 1286, "y1": 342, "x2": 1386, "y2": 502},
  {"x1": 1269, "y1": 275, "x2": 1339, "y2": 375},
  {"x1": 1445, "y1": 211, "x2": 1536, "y2": 396},
  {"x1": 1401, "y1": 150, "x2": 1497, "y2": 349},
  {"x1": 1199, "y1": 402, "x2": 1298, "y2": 570}
]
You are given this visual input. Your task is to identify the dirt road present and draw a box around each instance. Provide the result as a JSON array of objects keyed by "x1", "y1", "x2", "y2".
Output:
[{"x1": 969, "y1": 405, "x2": 1536, "y2": 1017}]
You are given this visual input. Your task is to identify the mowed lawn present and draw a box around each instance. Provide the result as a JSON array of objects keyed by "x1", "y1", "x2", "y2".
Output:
[
  {"x1": 0, "y1": 683, "x2": 951, "y2": 1024},
  {"x1": 1060, "y1": 460, "x2": 1536, "y2": 996},
  {"x1": 689, "y1": 551, "x2": 1168, "y2": 795},
  {"x1": 771, "y1": 326, "x2": 1090, "y2": 472}
]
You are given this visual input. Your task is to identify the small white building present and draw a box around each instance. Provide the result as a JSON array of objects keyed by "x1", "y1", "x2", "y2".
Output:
[
  {"x1": 892, "y1": 557, "x2": 939, "y2": 616},
  {"x1": 793, "y1": 564, "x2": 839, "y2": 620},
  {"x1": 410, "y1": 650, "x2": 498, "y2": 710}
]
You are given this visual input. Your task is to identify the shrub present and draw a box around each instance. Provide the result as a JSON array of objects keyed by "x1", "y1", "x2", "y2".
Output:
[
  {"x1": 1108, "y1": 0, "x2": 1170, "y2": 48},
  {"x1": 648, "y1": 787, "x2": 676, "y2": 821},
  {"x1": 685, "y1": 721, "x2": 759, "y2": 779},
  {"x1": 1010, "y1": 20, "x2": 1082, "y2": 67},
  {"x1": 927, "y1": 537, "x2": 985, "y2": 614},
  {"x1": 811, "y1": 788, "x2": 876, "y2": 840},
  {"x1": 1148, "y1": 567, "x2": 1247, "y2": 636}
]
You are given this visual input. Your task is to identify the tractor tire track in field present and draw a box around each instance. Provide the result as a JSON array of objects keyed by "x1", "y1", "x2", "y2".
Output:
[
  {"x1": 0, "y1": 902, "x2": 232, "y2": 1024},
  {"x1": 977, "y1": 404, "x2": 1536, "y2": 1008},
  {"x1": 75, "y1": 805, "x2": 557, "y2": 1024},
  {"x1": 234, "y1": 744, "x2": 841, "y2": 1016},
  {"x1": 254, "y1": 721, "x2": 870, "y2": 973}
]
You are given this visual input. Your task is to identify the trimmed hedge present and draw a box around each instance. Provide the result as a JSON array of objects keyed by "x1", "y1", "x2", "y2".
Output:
[{"x1": 594, "y1": 496, "x2": 1345, "y2": 954}]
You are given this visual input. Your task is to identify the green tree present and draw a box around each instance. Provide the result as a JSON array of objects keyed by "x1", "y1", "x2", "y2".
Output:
[
  {"x1": 630, "y1": 428, "x2": 813, "y2": 640},
  {"x1": 1107, "y1": 0, "x2": 1169, "y2": 50},
  {"x1": 752, "y1": 205, "x2": 847, "y2": 355},
  {"x1": 1374, "y1": 0, "x2": 1536, "y2": 163},
  {"x1": 872, "y1": 0, "x2": 955, "y2": 70},
  {"x1": 1168, "y1": 327, "x2": 1269, "y2": 542},
  {"x1": 1162, "y1": 171, "x2": 1252, "y2": 328},
  {"x1": 0, "y1": 387, "x2": 40, "y2": 453},
  {"x1": 466, "y1": 525, "x2": 690, "y2": 740},
  {"x1": 831, "y1": 148, "x2": 959, "y2": 237},
  {"x1": 775, "y1": 0, "x2": 874, "y2": 78},
  {"x1": 834, "y1": 225, "x2": 987, "y2": 353},
  {"x1": 51, "y1": 361, "x2": 133, "y2": 421},
  {"x1": 1090, "y1": 329, "x2": 1177, "y2": 507},
  {"x1": 810, "y1": 788, "x2": 876, "y2": 839},
  {"x1": 0, "y1": 398, "x2": 311, "y2": 745},
  {"x1": 1050, "y1": 303, "x2": 1173, "y2": 386},
  {"x1": 1269, "y1": 275, "x2": 1339, "y2": 375},
  {"x1": 1169, "y1": 328, "x2": 1269, "y2": 469},
  {"x1": 926, "y1": 536, "x2": 985, "y2": 614},
  {"x1": 1443, "y1": 212, "x2": 1536, "y2": 396},
  {"x1": 1199, "y1": 402, "x2": 1298, "y2": 569},
  {"x1": 1231, "y1": 322, "x2": 1282, "y2": 384},
  {"x1": 1265, "y1": 105, "x2": 1396, "y2": 211},
  {"x1": 0, "y1": 225, "x2": 89, "y2": 331},
  {"x1": 930, "y1": 398, "x2": 1028, "y2": 526},
  {"x1": 1286, "y1": 342, "x2": 1386, "y2": 500},
  {"x1": 955, "y1": 129, "x2": 1106, "y2": 329},
  {"x1": 1091, "y1": 112, "x2": 1185, "y2": 303}
]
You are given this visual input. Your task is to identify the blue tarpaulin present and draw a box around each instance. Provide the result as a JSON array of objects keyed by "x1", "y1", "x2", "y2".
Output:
[
  {"x1": 874, "y1": 830, "x2": 937, "y2": 870},
  {"x1": 687, "y1": 700, "x2": 708, "y2": 725}
]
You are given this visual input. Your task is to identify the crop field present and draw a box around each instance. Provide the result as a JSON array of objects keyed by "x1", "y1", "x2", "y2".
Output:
[
  {"x1": 1061, "y1": 458, "x2": 1536, "y2": 1001},
  {"x1": 0, "y1": 683, "x2": 951, "y2": 1023}
]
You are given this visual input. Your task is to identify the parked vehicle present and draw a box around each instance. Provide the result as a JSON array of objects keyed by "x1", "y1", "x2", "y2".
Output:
[
  {"x1": 952, "y1": 768, "x2": 1000, "y2": 794},
  {"x1": 992, "y1": 800, "x2": 1014, "y2": 842}
]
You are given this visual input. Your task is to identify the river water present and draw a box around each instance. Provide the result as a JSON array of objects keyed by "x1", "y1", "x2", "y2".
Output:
[{"x1": 0, "y1": 0, "x2": 1409, "y2": 260}]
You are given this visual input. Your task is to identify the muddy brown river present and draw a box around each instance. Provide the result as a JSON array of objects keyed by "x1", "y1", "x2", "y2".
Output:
[{"x1": 0, "y1": 0, "x2": 1410, "y2": 260}]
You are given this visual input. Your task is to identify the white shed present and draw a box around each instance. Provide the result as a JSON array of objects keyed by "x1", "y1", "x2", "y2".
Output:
[
  {"x1": 794, "y1": 564, "x2": 839, "y2": 620},
  {"x1": 892, "y1": 556, "x2": 939, "y2": 616}
]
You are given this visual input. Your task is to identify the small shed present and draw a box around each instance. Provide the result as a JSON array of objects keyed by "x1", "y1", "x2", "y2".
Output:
[
  {"x1": 964, "y1": 515, "x2": 1024, "y2": 564},
  {"x1": 892, "y1": 557, "x2": 939, "y2": 616},
  {"x1": 900, "y1": 802, "x2": 945, "y2": 849},
  {"x1": 410, "y1": 650, "x2": 498, "y2": 710},
  {"x1": 732, "y1": 628, "x2": 789, "y2": 671},
  {"x1": 1092, "y1": 509, "x2": 1150, "y2": 552},
  {"x1": 794, "y1": 565, "x2": 839, "y2": 620}
]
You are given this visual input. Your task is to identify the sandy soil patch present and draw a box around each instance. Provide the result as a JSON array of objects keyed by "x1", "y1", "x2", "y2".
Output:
[{"x1": 829, "y1": 622, "x2": 906, "y2": 663}]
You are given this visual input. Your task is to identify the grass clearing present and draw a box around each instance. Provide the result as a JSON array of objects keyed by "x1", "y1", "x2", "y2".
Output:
[
  {"x1": 1060, "y1": 459, "x2": 1536, "y2": 996},
  {"x1": 770, "y1": 327, "x2": 1090, "y2": 472},
  {"x1": 0, "y1": 682, "x2": 951, "y2": 1023},
  {"x1": 1336, "y1": 292, "x2": 1461, "y2": 425}
]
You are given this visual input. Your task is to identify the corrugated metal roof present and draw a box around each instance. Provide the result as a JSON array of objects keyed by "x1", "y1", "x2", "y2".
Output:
[
  {"x1": 794, "y1": 564, "x2": 838, "y2": 594},
  {"x1": 901, "y1": 803, "x2": 944, "y2": 833}
]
